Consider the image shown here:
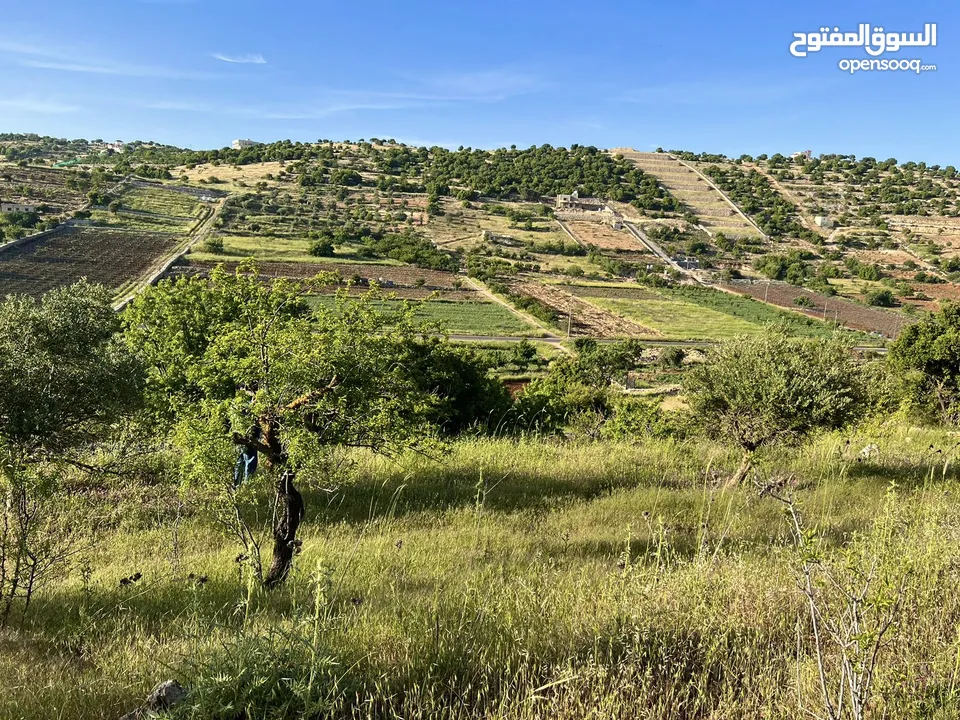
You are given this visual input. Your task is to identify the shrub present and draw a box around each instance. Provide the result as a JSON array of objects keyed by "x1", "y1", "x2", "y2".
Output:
[
  {"x1": 865, "y1": 289, "x2": 895, "y2": 307},
  {"x1": 308, "y1": 237, "x2": 335, "y2": 257},
  {"x1": 686, "y1": 330, "x2": 868, "y2": 483}
]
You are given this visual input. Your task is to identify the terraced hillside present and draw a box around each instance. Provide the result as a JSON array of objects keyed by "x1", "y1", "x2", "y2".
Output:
[
  {"x1": 2, "y1": 137, "x2": 952, "y2": 344},
  {"x1": 0, "y1": 226, "x2": 181, "y2": 297},
  {"x1": 614, "y1": 150, "x2": 762, "y2": 239}
]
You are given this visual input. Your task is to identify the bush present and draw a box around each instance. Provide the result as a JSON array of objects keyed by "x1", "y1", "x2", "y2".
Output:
[
  {"x1": 865, "y1": 289, "x2": 895, "y2": 307},
  {"x1": 308, "y1": 237, "x2": 335, "y2": 257},
  {"x1": 686, "y1": 330, "x2": 869, "y2": 482},
  {"x1": 204, "y1": 236, "x2": 224, "y2": 254}
]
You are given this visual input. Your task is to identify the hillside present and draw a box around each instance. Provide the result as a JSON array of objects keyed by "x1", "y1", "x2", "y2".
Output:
[{"x1": 4, "y1": 134, "x2": 958, "y2": 342}]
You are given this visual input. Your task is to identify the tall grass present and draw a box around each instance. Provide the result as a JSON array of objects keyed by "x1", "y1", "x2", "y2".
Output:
[{"x1": 4, "y1": 426, "x2": 960, "y2": 718}]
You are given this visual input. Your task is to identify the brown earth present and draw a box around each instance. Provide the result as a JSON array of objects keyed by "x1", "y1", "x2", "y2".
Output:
[{"x1": 510, "y1": 280, "x2": 657, "y2": 337}]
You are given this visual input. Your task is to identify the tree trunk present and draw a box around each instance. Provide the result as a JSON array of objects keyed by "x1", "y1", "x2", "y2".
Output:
[
  {"x1": 726, "y1": 452, "x2": 753, "y2": 488},
  {"x1": 264, "y1": 469, "x2": 304, "y2": 588}
]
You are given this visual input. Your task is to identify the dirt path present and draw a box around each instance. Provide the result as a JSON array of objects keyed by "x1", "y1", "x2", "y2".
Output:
[
  {"x1": 113, "y1": 196, "x2": 227, "y2": 310},
  {"x1": 463, "y1": 277, "x2": 566, "y2": 347}
]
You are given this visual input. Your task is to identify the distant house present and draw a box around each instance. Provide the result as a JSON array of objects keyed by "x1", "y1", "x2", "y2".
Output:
[
  {"x1": 1, "y1": 201, "x2": 37, "y2": 214},
  {"x1": 232, "y1": 139, "x2": 261, "y2": 150},
  {"x1": 106, "y1": 141, "x2": 126, "y2": 153},
  {"x1": 556, "y1": 190, "x2": 605, "y2": 212},
  {"x1": 791, "y1": 149, "x2": 812, "y2": 161},
  {"x1": 814, "y1": 215, "x2": 834, "y2": 229}
]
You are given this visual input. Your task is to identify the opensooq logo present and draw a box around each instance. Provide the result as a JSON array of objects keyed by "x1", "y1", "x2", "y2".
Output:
[{"x1": 789, "y1": 23, "x2": 938, "y2": 74}]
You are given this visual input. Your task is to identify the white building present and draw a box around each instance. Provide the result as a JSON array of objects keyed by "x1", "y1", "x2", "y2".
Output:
[
  {"x1": 814, "y1": 215, "x2": 834, "y2": 229},
  {"x1": 1, "y1": 201, "x2": 37, "y2": 213},
  {"x1": 232, "y1": 139, "x2": 261, "y2": 150},
  {"x1": 106, "y1": 141, "x2": 126, "y2": 153},
  {"x1": 791, "y1": 149, "x2": 812, "y2": 161}
]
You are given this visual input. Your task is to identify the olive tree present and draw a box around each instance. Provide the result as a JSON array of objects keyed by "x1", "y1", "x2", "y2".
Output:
[
  {"x1": 888, "y1": 302, "x2": 960, "y2": 423},
  {"x1": 685, "y1": 331, "x2": 867, "y2": 485},
  {"x1": 123, "y1": 263, "x2": 465, "y2": 587},
  {"x1": 0, "y1": 282, "x2": 142, "y2": 622}
]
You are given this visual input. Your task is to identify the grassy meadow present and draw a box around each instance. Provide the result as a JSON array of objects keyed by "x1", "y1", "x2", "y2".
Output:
[
  {"x1": 306, "y1": 295, "x2": 542, "y2": 337},
  {"x1": 6, "y1": 424, "x2": 960, "y2": 719}
]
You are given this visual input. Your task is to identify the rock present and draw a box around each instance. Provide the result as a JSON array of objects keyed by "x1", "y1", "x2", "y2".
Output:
[{"x1": 119, "y1": 680, "x2": 186, "y2": 719}]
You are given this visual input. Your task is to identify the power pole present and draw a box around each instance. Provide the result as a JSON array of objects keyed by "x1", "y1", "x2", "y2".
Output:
[{"x1": 567, "y1": 297, "x2": 573, "y2": 338}]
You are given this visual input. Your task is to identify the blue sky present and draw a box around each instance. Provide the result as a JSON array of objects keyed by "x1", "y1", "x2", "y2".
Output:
[{"x1": 1, "y1": 0, "x2": 956, "y2": 164}]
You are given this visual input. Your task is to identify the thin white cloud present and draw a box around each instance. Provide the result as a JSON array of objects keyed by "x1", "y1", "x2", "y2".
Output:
[
  {"x1": 416, "y1": 69, "x2": 546, "y2": 102},
  {"x1": 136, "y1": 67, "x2": 546, "y2": 121},
  {"x1": 0, "y1": 97, "x2": 79, "y2": 114},
  {"x1": 21, "y1": 58, "x2": 217, "y2": 80},
  {"x1": 620, "y1": 77, "x2": 833, "y2": 106},
  {"x1": 143, "y1": 100, "x2": 216, "y2": 112},
  {"x1": 0, "y1": 36, "x2": 220, "y2": 80},
  {"x1": 212, "y1": 52, "x2": 266, "y2": 65}
]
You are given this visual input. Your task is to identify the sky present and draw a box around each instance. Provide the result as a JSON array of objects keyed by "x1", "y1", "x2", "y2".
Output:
[{"x1": 1, "y1": 0, "x2": 957, "y2": 164}]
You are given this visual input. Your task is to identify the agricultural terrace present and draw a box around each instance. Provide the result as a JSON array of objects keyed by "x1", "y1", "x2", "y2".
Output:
[
  {"x1": 0, "y1": 226, "x2": 181, "y2": 297},
  {"x1": 308, "y1": 294, "x2": 543, "y2": 337},
  {"x1": 0, "y1": 165, "x2": 92, "y2": 212},
  {"x1": 0, "y1": 182, "x2": 208, "y2": 298},
  {"x1": 562, "y1": 282, "x2": 876, "y2": 342},
  {"x1": 617, "y1": 150, "x2": 762, "y2": 239}
]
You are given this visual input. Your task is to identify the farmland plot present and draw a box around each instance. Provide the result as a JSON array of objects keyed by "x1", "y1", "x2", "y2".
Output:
[
  {"x1": 308, "y1": 295, "x2": 540, "y2": 336},
  {"x1": 0, "y1": 166, "x2": 88, "y2": 210},
  {"x1": 0, "y1": 226, "x2": 181, "y2": 297},
  {"x1": 510, "y1": 280, "x2": 654, "y2": 337},
  {"x1": 176, "y1": 260, "x2": 461, "y2": 289},
  {"x1": 720, "y1": 280, "x2": 912, "y2": 338},
  {"x1": 562, "y1": 219, "x2": 648, "y2": 252},
  {"x1": 584, "y1": 294, "x2": 760, "y2": 341}
]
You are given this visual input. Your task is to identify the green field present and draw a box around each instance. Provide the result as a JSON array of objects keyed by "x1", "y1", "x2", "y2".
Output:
[
  {"x1": 7, "y1": 429, "x2": 960, "y2": 718},
  {"x1": 661, "y1": 285, "x2": 868, "y2": 340},
  {"x1": 309, "y1": 295, "x2": 542, "y2": 336},
  {"x1": 187, "y1": 234, "x2": 402, "y2": 264},
  {"x1": 120, "y1": 187, "x2": 203, "y2": 219},
  {"x1": 589, "y1": 294, "x2": 762, "y2": 340},
  {"x1": 576, "y1": 284, "x2": 870, "y2": 342},
  {"x1": 89, "y1": 209, "x2": 191, "y2": 232}
]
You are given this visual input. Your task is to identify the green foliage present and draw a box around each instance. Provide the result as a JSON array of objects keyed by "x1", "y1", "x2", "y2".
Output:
[
  {"x1": 865, "y1": 289, "x2": 895, "y2": 307},
  {"x1": 685, "y1": 330, "x2": 868, "y2": 452},
  {"x1": 703, "y1": 166, "x2": 812, "y2": 239},
  {"x1": 307, "y1": 236, "x2": 335, "y2": 257},
  {"x1": 0, "y1": 281, "x2": 142, "y2": 459},
  {"x1": 889, "y1": 302, "x2": 960, "y2": 422},
  {"x1": 0, "y1": 281, "x2": 142, "y2": 622},
  {"x1": 486, "y1": 281, "x2": 558, "y2": 327},
  {"x1": 203, "y1": 236, "x2": 224, "y2": 254},
  {"x1": 752, "y1": 251, "x2": 812, "y2": 283},
  {"x1": 601, "y1": 396, "x2": 687, "y2": 441},
  {"x1": 428, "y1": 145, "x2": 678, "y2": 210},
  {"x1": 123, "y1": 264, "x2": 443, "y2": 467},
  {"x1": 360, "y1": 230, "x2": 456, "y2": 271},
  {"x1": 513, "y1": 340, "x2": 647, "y2": 434},
  {"x1": 402, "y1": 342, "x2": 513, "y2": 435}
]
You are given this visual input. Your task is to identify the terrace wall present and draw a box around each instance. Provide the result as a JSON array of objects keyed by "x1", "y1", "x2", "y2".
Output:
[{"x1": 0, "y1": 222, "x2": 71, "y2": 256}]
